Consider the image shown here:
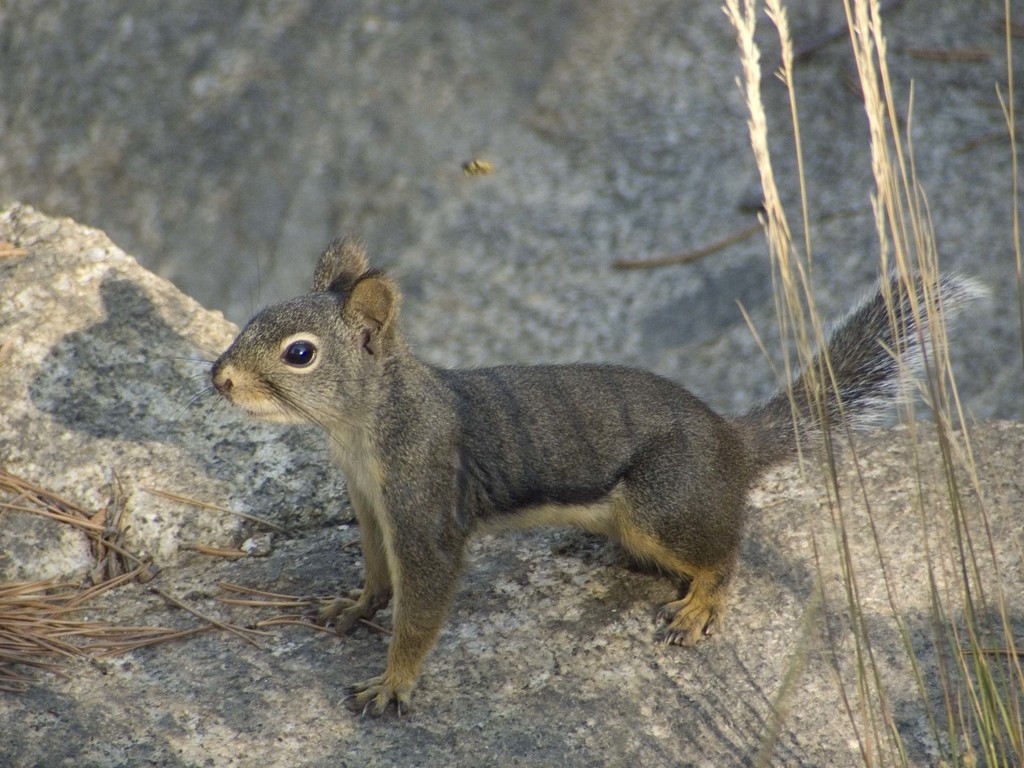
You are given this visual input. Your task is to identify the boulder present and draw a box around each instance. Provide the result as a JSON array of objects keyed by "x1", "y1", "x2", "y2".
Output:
[{"x1": 1, "y1": 205, "x2": 1019, "y2": 766}]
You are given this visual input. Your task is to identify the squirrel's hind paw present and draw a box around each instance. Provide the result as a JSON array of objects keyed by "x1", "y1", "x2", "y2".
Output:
[
  {"x1": 317, "y1": 587, "x2": 389, "y2": 634},
  {"x1": 316, "y1": 593, "x2": 363, "y2": 632},
  {"x1": 657, "y1": 594, "x2": 721, "y2": 646}
]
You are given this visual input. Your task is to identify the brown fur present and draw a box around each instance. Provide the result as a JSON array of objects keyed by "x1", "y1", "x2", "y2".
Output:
[{"x1": 210, "y1": 238, "x2": 974, "y2": 715}]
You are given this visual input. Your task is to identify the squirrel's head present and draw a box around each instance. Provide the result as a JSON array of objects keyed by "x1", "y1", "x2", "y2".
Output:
[{"x1": 210, "y1": 238, "x2": 402, "y2": 426}]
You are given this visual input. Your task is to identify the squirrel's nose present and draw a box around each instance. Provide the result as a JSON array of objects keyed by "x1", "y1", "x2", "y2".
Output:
[{"x1": 211, "y1": 362, "x2": 234, "y2": 394}]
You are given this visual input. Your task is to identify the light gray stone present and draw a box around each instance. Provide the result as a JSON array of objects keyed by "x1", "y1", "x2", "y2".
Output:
[
  {"x1": 1, "y1": 1, "x2": 1021, "y2": 762},
  {"x1": 1, "y1": 206, "x2": 1020, "y2": 767},
  {"x1": 0, "y1": 204, "x2": 349, "y2": 576},
  {"x1": 0, "y1": 0, "x2": 1018, "y2": 420}
]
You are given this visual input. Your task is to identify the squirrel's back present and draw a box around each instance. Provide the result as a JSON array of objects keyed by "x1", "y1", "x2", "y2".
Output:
[
  {"x1": 428, "y1": 273, "x2": 979, "y2": 521},
  {"x1": 438, "y1": 363, "x2": 747, "y2": 517}
]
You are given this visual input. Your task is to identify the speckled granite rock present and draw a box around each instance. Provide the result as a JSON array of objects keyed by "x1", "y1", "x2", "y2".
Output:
[
  {"x1": 0, "y1": 0, "x2": 1018, "y2": 421},
  {"x1": 1, "y1": 206, "x2": 1020, "y2": 767},
  {"x1": 0, "y1": 205, "x2": 348, "y2": 581}
]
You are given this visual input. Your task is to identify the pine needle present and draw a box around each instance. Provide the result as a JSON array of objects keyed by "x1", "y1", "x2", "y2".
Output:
[
  {"x1": 0, "y1": 469, "x2": 271, "y2": 690},
  {"x1": 139, "y1": 486, "x2": 287, "y2": 534}
]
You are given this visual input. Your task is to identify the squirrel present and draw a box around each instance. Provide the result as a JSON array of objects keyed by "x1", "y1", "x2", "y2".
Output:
[{"x1": 210, "y1": 237, "x2": 976, "y2": 715}]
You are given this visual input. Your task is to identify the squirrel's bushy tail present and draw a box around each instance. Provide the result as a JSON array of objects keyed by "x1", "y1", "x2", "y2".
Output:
[{"x1": 737, "y1": 273, "x2": 981, "y2": 470}]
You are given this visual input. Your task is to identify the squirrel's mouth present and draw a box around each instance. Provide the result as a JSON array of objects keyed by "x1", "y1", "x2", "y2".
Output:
[
  {"x1": 211, "y1": 373, "x2": 306, "y2": 425},
  {"x1": 228, "y1": 394, "x2": 306, "y2": 424}
]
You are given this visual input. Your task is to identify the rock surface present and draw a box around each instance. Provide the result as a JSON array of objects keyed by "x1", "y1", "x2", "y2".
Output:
[
  {"x1": 1, "y1": 206, "x2": 1021, "y2": 767},
  {"x1": 2, "y1": 2, "x2": 1022, "y2": 763},
  {"x1": 0, "y1": 0, "x2": 1019, "y2": 419}
]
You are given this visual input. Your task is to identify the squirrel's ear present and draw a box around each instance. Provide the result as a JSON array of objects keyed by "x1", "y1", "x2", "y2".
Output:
[
  {"x1": 312, "y1": 237, "x2": 369, "y2": 293},
  {"x1": 344, "y1": 275, "x2": 401, "y2": 354}
]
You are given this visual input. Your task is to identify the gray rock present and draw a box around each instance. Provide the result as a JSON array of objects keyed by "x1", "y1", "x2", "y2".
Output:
[
  {"x1": 0, "y1": 0, "x2": 1018, "y2": 421},
  {"x1": 0, "y1": 204, "x2": 349, "y2": 573},
  {"x1": 1, "y1": 206, "x2": 1020, "y2": 767}
]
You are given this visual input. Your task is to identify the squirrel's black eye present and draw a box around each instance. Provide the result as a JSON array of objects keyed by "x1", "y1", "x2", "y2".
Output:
[{"x1": 282, "y1": 340, "x2": 317, "y2": 367}]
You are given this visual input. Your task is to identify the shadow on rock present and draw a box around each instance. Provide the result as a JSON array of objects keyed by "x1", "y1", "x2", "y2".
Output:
[{"x1": 29, "y1": 273, "x2": 212, "y2": 442}]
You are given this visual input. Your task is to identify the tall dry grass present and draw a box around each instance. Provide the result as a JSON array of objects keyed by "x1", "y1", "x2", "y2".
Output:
[{"x1": 724, "y1": 0, "x2": 1023, "y2": 765}]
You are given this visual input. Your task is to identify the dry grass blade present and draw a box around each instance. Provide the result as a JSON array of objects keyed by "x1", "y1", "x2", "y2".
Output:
[
  {"x1": 952, "y1": 129, "x2": 1022, "y2": 155},
  {"x1": 88, "y1": 471, "x2": 135, "y2": 581},
  {"x1": 0, "y1": 501, "x2": 103, "y2": 531},
  {"x1": 64, "y1": 564, "x2": 157, "y2": 609},
  {"x1": 254, "y1": 613, "x2": 393, "y2": 636},
  {"x1": 1, "y1": 577, "x2": 280, "y2": 689},
  {"x1": 963, "y1": 647, "x2": 1024, "y2": 658},
  {"x1": 255, "y1": 615, "x2": 340, "y2": 631},
  {"x1": 786, "y1": 0, "x2": 905, "y2": 66},
  {"x1": 725, "y1": 0, "x2": 1023, "y2": 763},
  {"x1": 220, "y1": 596, "x2": 313, "y2": 608}
]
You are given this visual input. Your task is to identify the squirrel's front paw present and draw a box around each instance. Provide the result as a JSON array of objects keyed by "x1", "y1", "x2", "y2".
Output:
[
  {"x1": 345, "y1": 674, "x2": 414, "y2": 717},
  {"x1": 657, "y1": 593, "x2": 721, "y2": 646}
]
